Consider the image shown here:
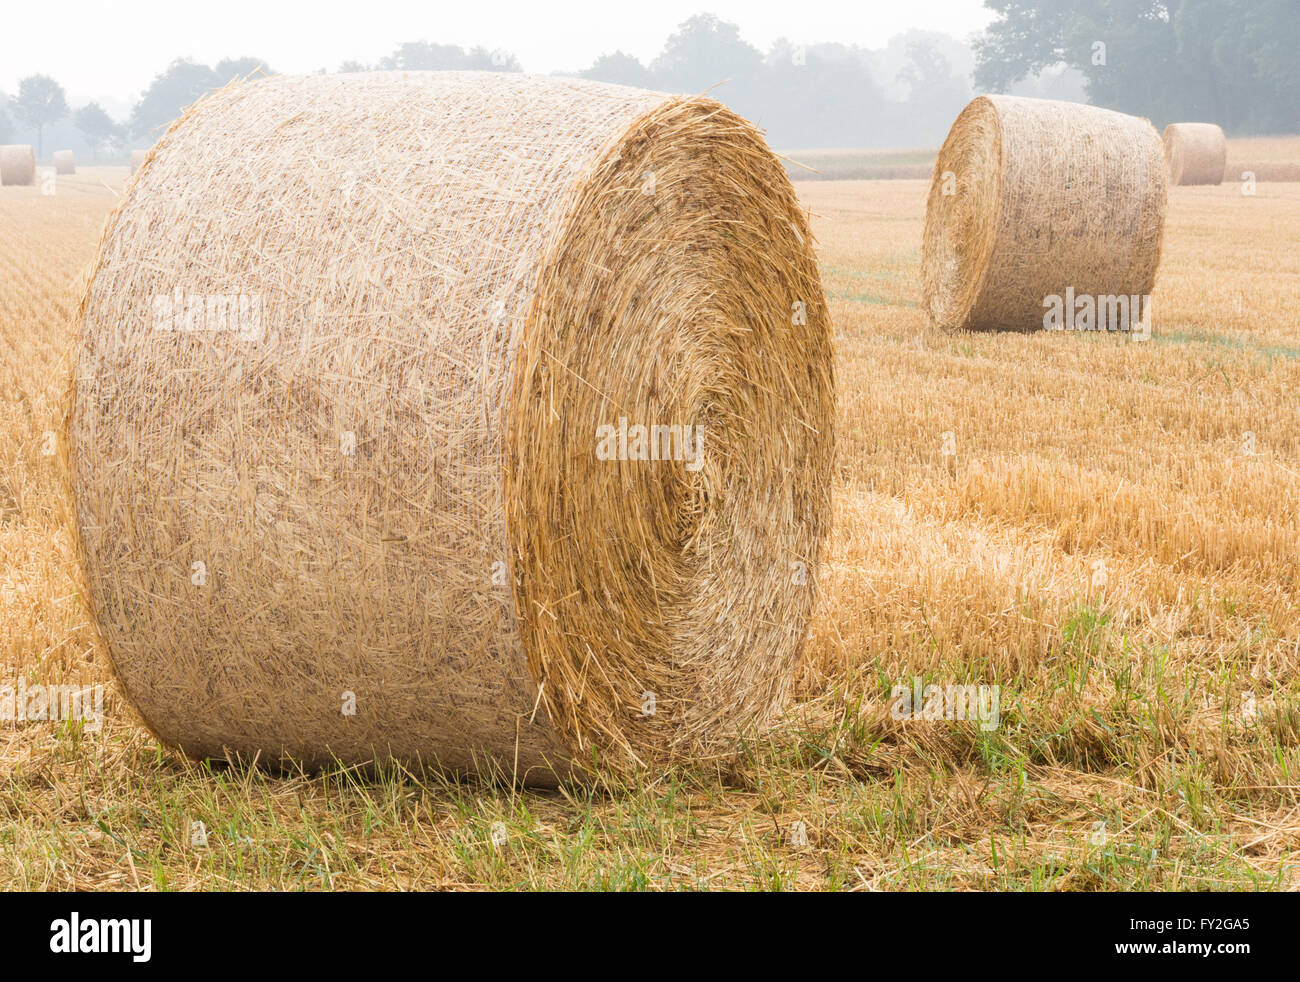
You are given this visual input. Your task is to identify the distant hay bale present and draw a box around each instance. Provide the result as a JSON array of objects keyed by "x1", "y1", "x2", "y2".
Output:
[
  {"x1": 66, "y1": 72, "x2": 834, "y2": 784},
  {"x1": 922, "y1": 95, "x2": 1167, "y2": 332},
  {"x1": 1163, "y1": 123, "x2": 1227, "y2": 185},
  {"x1": 129, "y1": 149, "x2": 147, "y2": 174},
  {"x1": 0, "y1": 144, "x2": 36, "y2": 186},
  {"x1": 53, "y1": 150, "x2": 76, "y2": 175}
]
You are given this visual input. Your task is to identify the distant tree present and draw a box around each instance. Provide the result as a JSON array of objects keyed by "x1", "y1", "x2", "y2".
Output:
[
  {"x1": 760, "y1": 47, "x2": 888, "y2": 148},
  {"x1": 74, "y1": 102, "x2": 120, "y2": 160},
  {"x1": 899, "y1": 40, "x2": 960, "y2": 100},
  {"x1": 973, "y1": 0, "x2": 1074, "y2": 95},
  {"x1": 1078, "y1": 0, "x2": 1192, "y2": 123},
  {"x1": 380, "y1": 41, "x2": 519, "y2": 72},
  {"x1": 973, "y1": 0, "x2": 1299, "y2": 131},
  {"x1": 652, "y1": 14, "x2": 764, "y2": 92},
  {"x1": 468, "y1": 46, "x2": 520, "y2": 71},
  {"x1": 1219, "y1": 0, "x2": 1300, "y2": 131},
  {"x1": 897, "y1": 39, "x2": 970, "y2": 135},
  {"x1": 383, "y1": 41, "x2": 461, "y2": 70},
  {"x1": 14, "y1": 74, "x2": 68, "y2": 157},
  {"x1": 337, "y1": 60, "x2": 371, "y2": 73},
  {"x1": 581, "y1": 52, "x2": 653, "y2": 88},
  {"x1": 0, "y1": 106, "x2": 12, "y2": 145},
  {"x1": 213, "y1": 57, "x2": 272, "y2": 84},
  {"x1": 129, "y1": 60, "x2": 217, "y2": 138},
  {"x1": 128, "y1": 57, "x2": 272, "y2": 139}
]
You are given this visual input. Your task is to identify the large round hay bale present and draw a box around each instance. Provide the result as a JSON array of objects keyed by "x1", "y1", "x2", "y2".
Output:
[
  {"x1": 0, "y1": 144, "x2": 36, "y2": 186},
  {"x1": 1163, "y1": 122, "x2": 1227, "y2": 185},
  {"x1": 129, "y1": 148, "x2": 147, "y2": 174},
  {"x1": 67, "y1": 71, "x2": 834, "y2": 784},
  {"x1": 922, "y1": 95, "x2": 1167, "y2": 333},
  {"x1": 53, "y1": 150, "x2": 76, "y2": 175}
]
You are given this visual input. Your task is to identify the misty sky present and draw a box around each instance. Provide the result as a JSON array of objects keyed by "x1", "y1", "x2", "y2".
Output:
[{"x1": 0, "y1": 0, "x2": 995, "y2": 114}]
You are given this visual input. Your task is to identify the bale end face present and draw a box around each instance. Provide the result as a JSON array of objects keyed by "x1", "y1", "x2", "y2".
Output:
[
  {"x1": 920, "y1": 97, "x2": 1004, "y2": 332},
  {"x1": 509, "y1": 96, "x2": 833, "y2": 769}
]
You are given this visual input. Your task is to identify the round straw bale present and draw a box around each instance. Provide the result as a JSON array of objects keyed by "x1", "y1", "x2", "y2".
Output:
[
  {"x1": 0, "y1": 144, "x2": 36, "y2": 186},
  {"x1": 53, "y1": 150, "x2": 76, "y2": 175},
  {"x1": 66, "y1": 71, "x2": 834, "y2": 783},
  {"x1": 922, "y1": 95, "x2": 1167, "y2": 332},
  {"x1": 1162, "y1": 122, "x2": 1227, "y2": 185},
  {"x1": 129, "y1": 148, "x2": 147, "y2": 173}
]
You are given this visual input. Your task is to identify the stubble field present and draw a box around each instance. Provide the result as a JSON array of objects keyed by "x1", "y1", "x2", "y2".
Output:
[{"x1": 1, "y1": 159, "x2": 1298, "y2": 890}]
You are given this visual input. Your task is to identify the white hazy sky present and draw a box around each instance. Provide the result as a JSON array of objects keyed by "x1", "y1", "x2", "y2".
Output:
[{"x1": 0, "y1": 0, "x2": 995, "y2": 113}]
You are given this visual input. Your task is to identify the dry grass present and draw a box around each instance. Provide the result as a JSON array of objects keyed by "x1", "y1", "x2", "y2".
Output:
[{"x1": 2, "y1": 164, "x2": 1299, "y2": 890}]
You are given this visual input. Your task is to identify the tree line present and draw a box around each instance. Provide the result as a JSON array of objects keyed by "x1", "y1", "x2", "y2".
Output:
[
  {"x1": 976, "y1": 0, "x2": 1298, "y2": 132},
  {"x1": 0, "y1": 58, "x2": 268, "y2": 159},
  {"x1": 0, "y1": 16, "x2": 984, "y2": 154},
  {"x1": 1, "y1": 5, "x2": 1295, "y2": 159}
]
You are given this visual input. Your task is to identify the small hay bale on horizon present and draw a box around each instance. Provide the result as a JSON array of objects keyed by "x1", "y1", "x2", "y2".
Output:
[
  {"x1": 0, "y1": 144, "x2": 36, "y2": 186},
  {"x1": 921, "y1": 95, "x2": 1167, "y2": 333},
  {"x1": 53, "y1": 150, "x2": 76, "y2": 175},
  {"x1": 1163, "y1": 122, "x2": 1227, "y2": 185},
  {"x1": 66, "y1": 71, "x2": 835, "y2": 786},
  {"x1": 129, "y1": 149, "x2": 147, "y2": 173}
]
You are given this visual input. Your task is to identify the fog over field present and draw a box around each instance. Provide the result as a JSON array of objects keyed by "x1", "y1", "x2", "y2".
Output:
[{"x1": 2, "y1": 1, "x2": 1296, "y2": 161}]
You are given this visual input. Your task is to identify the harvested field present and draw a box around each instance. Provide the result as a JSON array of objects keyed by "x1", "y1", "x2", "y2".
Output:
[
  {"x1": 1, "y1": 164, "x2": 1298, "y2": 890},
  {"x1": 782, "y1": 147, "x2": 938, "y2": 181}
]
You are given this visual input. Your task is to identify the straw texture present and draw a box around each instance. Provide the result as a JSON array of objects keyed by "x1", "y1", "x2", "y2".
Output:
[
  {"x1": 67, "y1": 71, "x2": 834, "y2": 784},
  {"x1": 1163, "y1": 122, "x2": 1226, "y2": 185},
  {"x1": 53, "y1": 150, "x2": 75, "y2": 175},
  {"x1": 0, "y1": 144, "x2": 35, "y2": 186},
  {"x1": 129, "y1": 149, "x2": 146, "y2": 174},
  {"x1": 922, "y1": 95, "x2": 1167, "y2": 333}
]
